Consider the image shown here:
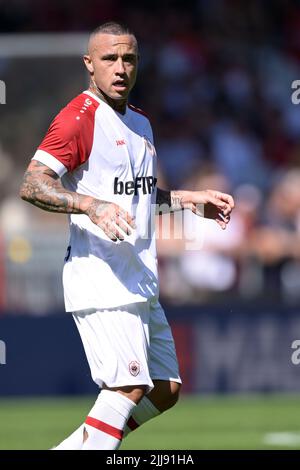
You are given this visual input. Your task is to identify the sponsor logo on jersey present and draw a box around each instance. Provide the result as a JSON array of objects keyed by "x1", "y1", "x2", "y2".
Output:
[
  {"x1": 114, "y1": 176, "x2": 157, "y2": 195},
  {"x1": 129, "y1": 361, "x2": 140, "y2": 376},
  {"x1": 116, "y1": 139, "x2": 126, "y2": 146}
]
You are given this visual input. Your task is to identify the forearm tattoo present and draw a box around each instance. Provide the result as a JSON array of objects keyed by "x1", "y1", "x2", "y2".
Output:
[
  {"x1": 170, "y1": 191, "x2": 184, "y2": 211},
  {"x1": 156, "y1": 188, "x2": 184, "y2": 214},
  {"x1": 20, "y1": 161, "x2": 85, "y2": 214}
]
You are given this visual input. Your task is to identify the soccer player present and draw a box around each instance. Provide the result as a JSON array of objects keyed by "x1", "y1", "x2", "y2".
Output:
[{"x1": 19, "y1": 22, "x2": 234, "y2": 450}]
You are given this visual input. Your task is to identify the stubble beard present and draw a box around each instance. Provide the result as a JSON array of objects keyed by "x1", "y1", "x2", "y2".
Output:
[{"x1": 90, "y1": 78, "x2": 128, "y2": 114}]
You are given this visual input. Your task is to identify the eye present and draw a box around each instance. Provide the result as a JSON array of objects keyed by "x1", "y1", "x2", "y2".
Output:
[
  {"x1": 102, "y1": 55, "x2": 116, "y2": 62},
  {"x1": 123, "y1": 55, "x2": 136, "y2": 64}
]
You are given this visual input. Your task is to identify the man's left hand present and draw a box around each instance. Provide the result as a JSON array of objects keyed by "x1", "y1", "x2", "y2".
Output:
[{"x1": 181, "y1": 189, "x2": 235, "y2": 230}]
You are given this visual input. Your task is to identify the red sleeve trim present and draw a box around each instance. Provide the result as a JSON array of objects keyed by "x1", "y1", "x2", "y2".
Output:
[{"x1": 38, "y1": 93, "x2": 99, "y2": 173}]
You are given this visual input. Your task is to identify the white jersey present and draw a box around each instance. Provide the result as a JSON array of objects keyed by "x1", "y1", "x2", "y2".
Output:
[{"x1": 33, "y1": 90, "x2": 159, "y2": 311}]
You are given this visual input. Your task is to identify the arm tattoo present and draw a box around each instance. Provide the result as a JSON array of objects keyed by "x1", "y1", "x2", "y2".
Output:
[
  {"x1": 170, "y1": 191, "x2": 184, "y2": 211},
  {"x1": 85, "y1": 198, "x2": 111, "y2": 218},
  {"x1": 19, "y1": 160, "x2": 89, "y2": 214},
  {"x1": 156, "y1": 188, "x2": 183, "y2": 214}
]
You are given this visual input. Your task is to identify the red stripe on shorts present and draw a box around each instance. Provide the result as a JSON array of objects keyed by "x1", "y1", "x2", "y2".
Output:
[
  {"x1": 85, "y1": 416, "x2": 123, "y2": 440},
  {"x1": 127, "y1": 416, "x2": 140, "y2": 431}
]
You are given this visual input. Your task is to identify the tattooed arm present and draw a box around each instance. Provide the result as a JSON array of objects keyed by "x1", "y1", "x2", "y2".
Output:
[
  {"x1": 156, "y1": 187, "x2": 235, "y2": 230},
  {"x1": 19, "y1": 160, "x2": 135, "y2": 241}
]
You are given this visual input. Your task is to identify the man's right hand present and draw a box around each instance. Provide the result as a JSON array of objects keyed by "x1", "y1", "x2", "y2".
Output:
[
  {"x1": 85, "y1": 200, "x2": 136, "y2": 241},
  {"x1": 19, "y1": 161, "x2": 135, "y2": 242}
]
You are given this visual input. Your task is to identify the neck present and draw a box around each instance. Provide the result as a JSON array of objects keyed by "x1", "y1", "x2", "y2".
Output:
[{"x1": 89, "y1": 82, "x2": 127, "y2": 115}]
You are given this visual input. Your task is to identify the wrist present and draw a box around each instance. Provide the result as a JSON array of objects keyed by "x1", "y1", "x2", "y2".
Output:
[
  {"x1": 78, "y1": 195, "x2": 95, "y2": 215},
  {"x1": 171, "y1": 190, "x2": 191, "y2": 211}
]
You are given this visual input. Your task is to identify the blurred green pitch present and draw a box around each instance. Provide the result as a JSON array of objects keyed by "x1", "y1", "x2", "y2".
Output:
[{"x1": 0, "y1": 395, "x2": 300, "y2": 450}]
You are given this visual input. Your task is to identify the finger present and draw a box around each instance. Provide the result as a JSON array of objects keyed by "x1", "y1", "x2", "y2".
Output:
[
  {"x1": 220, "y1": 201, "x2": 234, "y2": 216},
  {"x1": 114, "y1": 229, "x2": 125, "y2": 241},
  {"x1": 109, "y1": 234, "x2": 118, "y2": 242},
  {"x1": 217, "y1": 193, "x2": 235, "y2": 209},
  {"x1": 217, "y1": 202, "x2": 234, "y2": 217},
  {"x1": 109, "y1": 223, "x2": 125, "y2": 241},
  {"x1": 99, "y1": 221, "x2": 119, "y2": 242},
  {"x1": 116, "y1": 216, "x2": 132, "y2": 236},
  {"x1": 105, "y1": 229, "x2": 118, "y2": 241},
  {"x1": 118, "y1": 208, "x2": 136, "y2": 229},
  {"x1": 222, "y1": 206, "x2": 232, "y2": 216},
  {"x1": 191, "y1": 203, "x2": 204, "y2": 217},
  {"x1": 218, "y1": 213, "x2": 231, "y2": 224},
  {"x1": 216, "y1": 219, "x2": 227, "y2": 230},
  {"x1": 208, "y1": 195, "x2": 229, "y2": 211},
  {"x1": 215, "y1": 212, "x2": 230, "y2": 228}
]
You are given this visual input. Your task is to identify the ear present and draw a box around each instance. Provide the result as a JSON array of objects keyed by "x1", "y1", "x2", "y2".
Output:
[{"x1": 83, "y1": 55, "x2": 94, "y2": 74}]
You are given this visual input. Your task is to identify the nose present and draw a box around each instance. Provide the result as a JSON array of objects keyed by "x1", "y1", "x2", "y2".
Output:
[{"x1": 115, "y1": 58, "x2": 125, "y2": 74}]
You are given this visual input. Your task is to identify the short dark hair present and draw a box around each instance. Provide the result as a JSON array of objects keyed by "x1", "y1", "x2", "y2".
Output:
[{"x1": 90, "y1": 22, "x2": 135, "y2": 38}]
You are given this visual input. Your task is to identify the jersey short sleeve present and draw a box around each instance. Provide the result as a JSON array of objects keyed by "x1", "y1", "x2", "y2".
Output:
[{"x1": 32, "y1": 93, "x2": 99, "y2": 177}]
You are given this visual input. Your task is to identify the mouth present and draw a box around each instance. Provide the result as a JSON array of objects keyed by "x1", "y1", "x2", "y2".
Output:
[{"x1": 112, "y1": 80, "x2": 128, "y2": 91}]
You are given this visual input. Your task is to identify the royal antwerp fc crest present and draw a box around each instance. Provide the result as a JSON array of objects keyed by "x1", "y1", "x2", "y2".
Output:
[{"x1": 129, "y1": 361, "x2": 140, "y2": 376}]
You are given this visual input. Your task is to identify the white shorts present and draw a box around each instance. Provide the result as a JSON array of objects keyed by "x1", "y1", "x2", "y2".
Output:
[{"x1": 72, "y1": 300, "x2": 181, "y2": 393}]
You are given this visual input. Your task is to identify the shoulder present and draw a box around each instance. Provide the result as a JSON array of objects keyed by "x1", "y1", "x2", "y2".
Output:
[
  {"x1": 48, "y1": 92, "x2": 100, "y2": 141},
  {"x1": 128, "y1": 103, "x2": 149, "y2": 119},
  {"x1": 65, "y1": 92, "x2": 100, "y2": 116},
  {"x1": 128, "y1": 103, "x2": 153, "y2": 137},
  {"x1": 38, "y1": 92, "x2": 100, "y2": 171}
]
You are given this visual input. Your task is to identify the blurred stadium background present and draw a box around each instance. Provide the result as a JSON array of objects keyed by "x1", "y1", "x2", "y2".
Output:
[{"x1": 1, "y1": 0, "x2": 300, "y2": 449}]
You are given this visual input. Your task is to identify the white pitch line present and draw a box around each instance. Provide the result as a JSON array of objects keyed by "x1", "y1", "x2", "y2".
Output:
[{"x1": 264, "y1": 432, "x2": 300, "y2": 447}]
